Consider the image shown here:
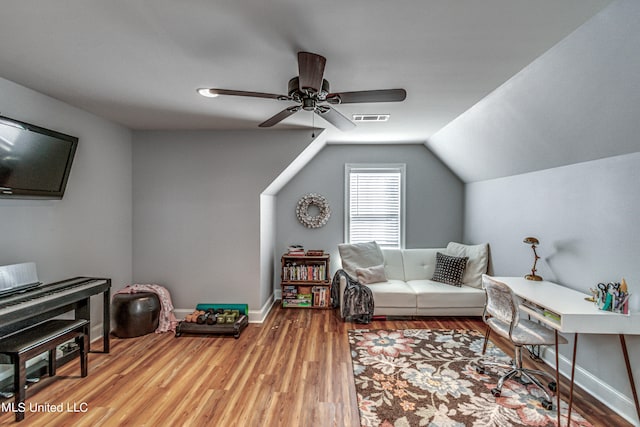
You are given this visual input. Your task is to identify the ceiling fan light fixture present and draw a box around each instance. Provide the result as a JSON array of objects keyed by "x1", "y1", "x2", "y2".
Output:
[
  {"x1": 197, "y1": 88, "x2": 219, "y2": 98},
  {"x1": 302, "y1": 98, "x2": 315, "y2": 111}
]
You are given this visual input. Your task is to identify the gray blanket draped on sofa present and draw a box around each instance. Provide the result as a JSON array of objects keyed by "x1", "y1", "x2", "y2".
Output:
[{"x1": 332, "y1": 270, "x2": 374, "y2": 323}]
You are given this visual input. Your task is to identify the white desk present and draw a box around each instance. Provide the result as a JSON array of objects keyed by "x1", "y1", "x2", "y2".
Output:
[{"x1": 493, "y1": 277, "x2": 640, "y2": 425}]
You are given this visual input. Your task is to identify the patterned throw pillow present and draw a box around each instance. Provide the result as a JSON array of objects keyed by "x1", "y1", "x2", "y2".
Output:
[{"x1": 432, "y1": 252, "x2": 468, "y2": 287}]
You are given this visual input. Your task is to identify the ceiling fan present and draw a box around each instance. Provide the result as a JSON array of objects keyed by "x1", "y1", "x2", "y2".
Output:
[{"x1": 197, "y1": 52, "x2": 406, "y2": 131}]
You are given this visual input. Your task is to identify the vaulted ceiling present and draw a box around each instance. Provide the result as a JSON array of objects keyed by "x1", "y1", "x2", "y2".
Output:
[{"x1": 0, "y1": 0, "x2": 612, "y2": 146}]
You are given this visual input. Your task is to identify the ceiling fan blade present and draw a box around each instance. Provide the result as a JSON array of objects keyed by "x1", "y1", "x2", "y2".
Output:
[
  {"x1": 259, "y1": 106, "x2": 301, "y2": 127},
  {"x1": 200, "y1": 88, "x2": 290, "y2": 100},
  {"x1": 298, "y1": 52, "x2": 326, "y2": 94},
  {"x1": 326, "y1": 88, "x2": 406, "y2": 104},
  {"x1": 315, "y1": 106, "x2": 356, "y2": 131}
]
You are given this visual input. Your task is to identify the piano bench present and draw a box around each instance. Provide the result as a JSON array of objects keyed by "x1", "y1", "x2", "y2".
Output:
[{"x1": 0, "y1": 319, "x2": 89, "y2": 422}]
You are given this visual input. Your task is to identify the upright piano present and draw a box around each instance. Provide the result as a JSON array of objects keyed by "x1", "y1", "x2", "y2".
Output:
[{"x1": 0, "y1": 262, "x2": 111, "y2": 354}]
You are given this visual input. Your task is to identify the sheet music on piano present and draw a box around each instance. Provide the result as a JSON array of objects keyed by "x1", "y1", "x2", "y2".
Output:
[{"x1": 0, "y1": 262, "x2": 42, "y2": 297}]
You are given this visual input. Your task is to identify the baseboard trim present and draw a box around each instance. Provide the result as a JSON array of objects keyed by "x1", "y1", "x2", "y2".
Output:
[
  {"x1": 249, "y1": 296, "x2": 275, "y2": 323},
  {"x1": 173, "y1": 308, "x2": 191, "y2": 320},
  {"x1": 91, "y1": 324, "x2": 105, "y2": 343},
  {"x1": 541, "y1": 346, "x2": 639, "y2": 426}
]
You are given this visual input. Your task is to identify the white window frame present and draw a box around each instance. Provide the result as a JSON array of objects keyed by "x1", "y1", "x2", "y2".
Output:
[{"x1": 344, "y1": 163, "x2": 406, "y2": 249}]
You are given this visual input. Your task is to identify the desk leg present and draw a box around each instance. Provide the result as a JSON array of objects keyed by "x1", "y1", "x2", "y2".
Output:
[
  {"x1": 555, "y1": 329, "x2": 560, "y2": 427},
  {"x1": 555, "y1": 330, "x2": 561, "y2": 427},
  {"x1": 620, "y1": 334, "x2": 640, "y2": 423},
  {"x1": 101, "y1": 286, "x2": 110, "y2": 353},
  {"x1": 567, "y1": 333, "x2": 579, "y2": 426}
]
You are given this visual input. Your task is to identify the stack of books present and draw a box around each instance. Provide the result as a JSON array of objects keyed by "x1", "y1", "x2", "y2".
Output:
[
  {"x1": 282, "y1": 285, "x2": 298, "y2": 300},
  {"x1": 287, "y1": 245, "x2": 305, "y2": 256},
  {"x1": 282, "y1": 285, "x2": 312, "y2": 307},
  {"x1": 312, "y1": 286, "x2": 329, "y2": 308}
]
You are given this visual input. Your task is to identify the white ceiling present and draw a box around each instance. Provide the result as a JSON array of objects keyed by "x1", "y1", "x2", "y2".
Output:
[{"x1": 0, "y1": 0, "x2": 612, "y2": 143}]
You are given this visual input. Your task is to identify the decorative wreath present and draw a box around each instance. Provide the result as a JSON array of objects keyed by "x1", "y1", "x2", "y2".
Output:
[{"x1": 296, "y1": 193, "x2": 331, "y2": 228}]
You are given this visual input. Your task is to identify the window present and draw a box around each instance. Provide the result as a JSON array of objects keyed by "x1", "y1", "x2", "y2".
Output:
[{"x1": 345, "y1": 163, "x2": 405, "y2": 248}]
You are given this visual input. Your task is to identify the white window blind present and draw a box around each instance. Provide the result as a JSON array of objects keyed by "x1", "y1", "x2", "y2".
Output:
[{"x1": 346, "y1": 164, "x2": 405, "y2": 248}]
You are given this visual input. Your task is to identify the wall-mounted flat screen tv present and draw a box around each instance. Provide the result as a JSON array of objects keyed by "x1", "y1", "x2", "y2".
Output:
[{"x1": 0, "y1": 115, "x2": 78, "y2": 199}]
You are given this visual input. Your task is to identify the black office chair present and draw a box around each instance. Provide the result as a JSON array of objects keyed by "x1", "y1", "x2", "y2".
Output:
[{"x1": 476, "y1": 274, "x2": 567, "y2": 410}]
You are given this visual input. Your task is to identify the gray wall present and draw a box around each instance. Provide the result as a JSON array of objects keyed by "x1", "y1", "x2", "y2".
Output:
[
  {"x1": 132, "y1": 130, "x2": 312, "y2": 315},
  {"x1": 275, "y1": 143, "x2": 464, "y2": 283},
  {"x1": 0, "y1": 77, "x2": 133, "y2": 338},
  {"x1": 465, "y1": 154, "x2": 640, "y2": 297},
  {"x1": 465, "y1": 154, "x2": 640, "y2": 423},
  {"x1": 430, "y1": 0, "x2": 640, "y2": 421}
]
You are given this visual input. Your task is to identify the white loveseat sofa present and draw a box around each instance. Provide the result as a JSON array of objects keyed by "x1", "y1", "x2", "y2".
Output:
[{"x1": 338, "y1": 242, "x2": 490, "y2": 318}]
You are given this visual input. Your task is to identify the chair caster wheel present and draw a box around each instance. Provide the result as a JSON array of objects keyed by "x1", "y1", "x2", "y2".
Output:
[
  {"x1": 491, "y1": 387, "x2": 501, "y2": 397},
  {"x1": 476, "y1": 366, "x2": 486, "y2": 374},
  {"x1": 548, "y1": 381, "x2": 557, "y2": 392},
  {"x1": 541, "y1": 399, "x2": 553, "y2": 410}
]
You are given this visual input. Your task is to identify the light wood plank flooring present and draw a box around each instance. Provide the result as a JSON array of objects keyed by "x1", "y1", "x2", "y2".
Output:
[{"x1": 0, "y1": 305, "x2": 630, "y2": 426}]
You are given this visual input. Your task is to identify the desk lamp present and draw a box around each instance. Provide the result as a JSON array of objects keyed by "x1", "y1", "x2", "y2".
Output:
[{"x1": 523, "y1": 236, "x2": 543, "y2": 281}]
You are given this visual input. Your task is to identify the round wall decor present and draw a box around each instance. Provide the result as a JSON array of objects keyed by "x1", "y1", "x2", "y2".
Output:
[{"x1": 296, "y1": 193, "x2": 331, "y2": 228}]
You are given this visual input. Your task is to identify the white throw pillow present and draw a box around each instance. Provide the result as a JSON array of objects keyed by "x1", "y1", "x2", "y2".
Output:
[
  {"x1": 356, "y1": 264, "x2": 387, "y2": 284},
  {"x1": 338, "y1": 241, "x2": 384, "y2": 279},
  {"x1": 445, "y1": 242, "x2": 489, "y2": 289}
]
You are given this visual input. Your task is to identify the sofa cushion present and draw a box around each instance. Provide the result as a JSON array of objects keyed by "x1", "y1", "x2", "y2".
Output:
[
  {"x1": 401, "y1": 248, "x2": 443, "y2": 281},
  {"x1": 431, "y1": 252, "x2": 468, "y2": 286},
  {"x1": 338, "y1": 241, "x2": 384, "y2": 279},
  {"x1": 407, "y1": 280, "x2": 486, "y2": 308},
  {"x1": 380, "y1": 248, "x2": 405, "y2": 281},
  {"x1": 446, "y1": 242, "x2": 490, "y2": 289},
  {"x1": 365, "y1": 280, "x2": 417, "y2": 308},
  {"x1": 356, "y1": 264, "x2": 387, "y2": 284}
]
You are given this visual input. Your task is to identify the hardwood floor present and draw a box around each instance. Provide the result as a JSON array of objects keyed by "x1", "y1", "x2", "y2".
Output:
[{"x1": 0, "y1": 305, "x2": 630, "y2": 426}]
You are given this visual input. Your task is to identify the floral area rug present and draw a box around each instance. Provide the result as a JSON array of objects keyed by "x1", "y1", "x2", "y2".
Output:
[{"x1": 348, "y1": 329, "x2": 592, "y2": 427}]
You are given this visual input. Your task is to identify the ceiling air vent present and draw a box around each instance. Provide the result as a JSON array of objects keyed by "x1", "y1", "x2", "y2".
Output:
[{"x1": 352, "y1": 114, "x2": 390, "y2": 122}]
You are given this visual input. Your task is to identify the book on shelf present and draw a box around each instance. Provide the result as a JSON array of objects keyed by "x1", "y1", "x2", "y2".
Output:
[
  {"x1": 287, "y1": 245, "x2": 305, "y2": 255},
  {"x1": 305, "y1": 250, "x2": 324, "y2": 256},
  {"x1": 282, "y1": 285, "x2": 297, "y2": 299},
  {"x1": 312, "y1": 286, "x2": 329, "y2": 308},
  {"x1": 285, "y1": 292, "x2": 311, "y2": 299},
  {"x1": 283, "y1": 294, "x2": 312, "y2": 303},
  {"x1": 282, "y1": 263, "x2": 327, "y2": 281},
  {"x1": 283, "y1": 299, "x2": 312, "y2": 307}
]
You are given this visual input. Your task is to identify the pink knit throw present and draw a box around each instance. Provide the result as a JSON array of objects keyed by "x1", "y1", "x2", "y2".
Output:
[{"x1": 114, "y1": 284, "x2": 178, "y2": 333}]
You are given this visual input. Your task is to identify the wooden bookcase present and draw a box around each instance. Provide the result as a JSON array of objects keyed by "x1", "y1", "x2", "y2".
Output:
[{"x1": 281, "y1": 254, "x2": 331, "y2": 309}]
